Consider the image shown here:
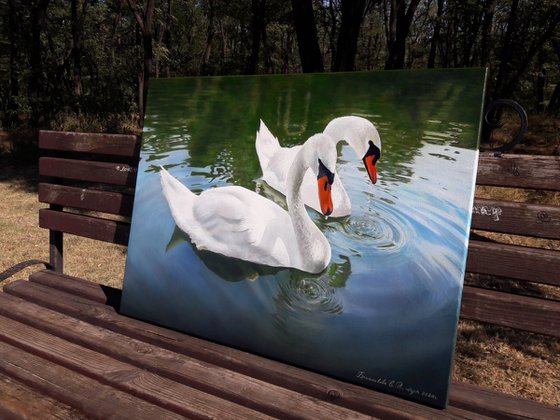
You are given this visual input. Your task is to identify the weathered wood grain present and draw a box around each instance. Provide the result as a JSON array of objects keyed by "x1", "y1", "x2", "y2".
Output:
[
  {"x1": 0, "y1": 289, "x2": 369, "y2": 420},
  {"x1": 472, "y1": 197, "x2": 560, "y2": 239},
  {"x1": 39, "y1": 131, "x2": 140, "y2": 157},
  {"x1": 476, "y1": 153, "x2": 560, "y2": 190},
  {"x1": 39, "y1": 183, "x2": 134, "y2": 217},
  {"x1": 0, "y1": 339, "x2": 184, "y2": 420},
  {"x1": 39, "y1": 157, "x2": 137, "y2": 186},
  {"x1": 30, "y1": 269, "x2": 121, "y2": 306},
  {"x1": 0, "y1": 306, "x2": 276, "y2": 420},
  {"x1": 0, "y1": 372, "x2": 88, "y2": 420},
  {"x1": 450, "y1": 381, "x2": 560, "y2": 420},
  {"x1": 466, "y1": 240, "x2": 560, "y2": 286},
  {"x1": 460, "y1": 286, "x2": 560, "y2": 337},
  {"x1": 39, "y1": 209, "x2": 130, "y2": 246},
  {"x1": 4, "y1": 279, "x2": 476, "y2": 419}
]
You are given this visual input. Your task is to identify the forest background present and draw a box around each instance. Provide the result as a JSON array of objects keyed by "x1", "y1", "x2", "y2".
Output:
[{"x1": 1, "y1": 0, "x2": 560, "y2": 142}]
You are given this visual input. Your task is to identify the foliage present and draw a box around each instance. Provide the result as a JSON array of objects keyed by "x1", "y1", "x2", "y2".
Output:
[{"x1": 0, "y1": 0, "x2": 558, "y2": 132}]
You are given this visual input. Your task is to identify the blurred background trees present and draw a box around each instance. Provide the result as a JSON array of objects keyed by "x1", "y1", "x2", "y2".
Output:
[{"x1": 0, "y1": 0, "x2": 559, "y2": 133}]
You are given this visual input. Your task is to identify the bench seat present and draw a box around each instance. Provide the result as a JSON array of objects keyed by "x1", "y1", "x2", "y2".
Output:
[{"x1": 0, "y1": 270, "x2": 556, "y2": 419}]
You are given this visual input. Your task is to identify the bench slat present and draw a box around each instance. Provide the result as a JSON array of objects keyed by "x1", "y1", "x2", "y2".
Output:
[
  {"x1": 460, "y1": 286, "x2": 560, "y2": 337},
  {"x1": 476, "y1": 154, "x2": 560, "y2": 191},
  {"x1": 39, "y1": 183, "x2": 134, "y2": 217},
  {"x1": 0, "y1": 337, "x2": 184, "y2": 419},
  {"x1": 4, "y1": 279, "x2": 479, "y2": 419},
  {"x1": 0, "y1": 372, "x2": 87, "y2": 420},
  {"x1": 39, "y1": 157, "x2": 138, "y2": 187},
  {"x1": 466, "y1": 240, "x2": 560, "y2": 286},
  {"x1": 472, "y1": 197, "x2": 560, "y2": 240},
  {"x1": 0, "y1": 298, "x2": 273, "y2": 420},
  {"x1": 8, "y1": 277, "x2": 554, "y2": 419},
  {"x1": 39, "y1": 209, "x2": 130, "y2": 245},
  {"x1": 0, "y1": 287, "x2": 370, "y2": 420},
  {"x1": 30, "y1": 269, "x2": 121, "y2": 305},
  {"x1": 39, "y1": 131, "x2": 140, "y2": 157},
  {"x1": 450, "y1": 381, "x2": 560, "y2": 420}
]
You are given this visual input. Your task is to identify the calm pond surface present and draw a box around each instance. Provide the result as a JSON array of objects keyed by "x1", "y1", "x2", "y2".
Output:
[{"x1": 121, "y1": 69, "x2": 486, "y2": 407}]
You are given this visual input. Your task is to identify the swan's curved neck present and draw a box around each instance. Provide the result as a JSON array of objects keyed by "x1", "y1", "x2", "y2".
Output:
[
  {"x1": 286, "y1": 151, "x2": 329, "y2": 271},
  {"x1": 324, "y1": 119, "x2": 354, "y2": 147}
]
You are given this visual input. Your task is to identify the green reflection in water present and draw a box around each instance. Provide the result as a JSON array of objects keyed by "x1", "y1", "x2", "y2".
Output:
[{"x1": 143, "y1": 69, "x2": 484, "y2": 189}]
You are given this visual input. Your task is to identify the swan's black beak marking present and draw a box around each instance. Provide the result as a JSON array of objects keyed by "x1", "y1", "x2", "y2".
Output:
[
  {"x1": 362, "y1": 140, "x2": 381, "y2": 184},
  {"x1": 317, "y1": 159, "x2": 335, "y2": 216}
]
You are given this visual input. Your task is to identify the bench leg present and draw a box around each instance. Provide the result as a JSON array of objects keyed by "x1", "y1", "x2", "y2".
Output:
[{"x1": 50, "y1": 230, "x2": 63, "y2": 273}]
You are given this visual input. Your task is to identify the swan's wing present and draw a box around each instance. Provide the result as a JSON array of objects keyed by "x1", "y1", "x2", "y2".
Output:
[
  {"x1": 160, "y1": 167, "x2": 197, "y2": 233},
  {"x1": 261, "y1": 145, "x2": 302, "y2": 195},
  {"x1": 255, "y1": 120, "x2": 281, "y2": 170},
  {"x1": 190, "y1": 186, "x2": 294, "y2": 267}
]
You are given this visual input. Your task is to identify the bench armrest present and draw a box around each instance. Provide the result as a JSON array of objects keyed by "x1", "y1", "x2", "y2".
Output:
[{"x1": 0, "y1": 260, "x2": 52, "y2": 283}]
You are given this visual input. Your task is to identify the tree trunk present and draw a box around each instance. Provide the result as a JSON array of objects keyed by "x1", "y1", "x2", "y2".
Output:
[
  {"x1": 332, "y1": 0, "x2": 367, "y2": 72},
  {"x1": 493, "y1": 0, "x2": 519, "y2": 98},
  {"x1": 127, "y1": 0, "x2": 155, "y2": 126},
  {"x1": 384, "y1": 0, "x2": 421, "y2": 70},
  {"x1": 200, "y1": 0, "x2": 215, "y2": 75},
  {"x1": 71, "y1": 0, "x2": 86, "y2": 112},
  {"x1": 427, "y1": 0, "x2": 443, "y2": 68},
  {"x1": 163, "y1": 0, "x2": 172, "y2": 77},
  {"x1": 29, "y1": 0, "x2": 50, "y2": 125},
  {"x1": 7, "y1": 0, "x2": 20, "y2": 127},
  {"x1": 290, "y1": 0, "x2": 324, "y2": 73},
  {"x1": 496, "y1": 2, "x2": 560, "y2": 99},
  {"x1": 142, "y1": 0, "x2": 154, "y2": 122},
  {"x1": 245, "y1": 0, "x2": 266, "y2": 74},
  {"x1": 480, "y1": 0, "x2": 498, "y2": 68}
]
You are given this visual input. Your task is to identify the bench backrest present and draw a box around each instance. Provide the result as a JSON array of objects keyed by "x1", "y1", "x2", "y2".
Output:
[
  {"x1": 38, "y1": 131, "x2": 559, "y2": 337},
  {"x1": 465, "y1": 153, "x2": 560, "y2": 337},
  {"x1": 39, "y1": 131, "x2": 140, "y2": 272}
]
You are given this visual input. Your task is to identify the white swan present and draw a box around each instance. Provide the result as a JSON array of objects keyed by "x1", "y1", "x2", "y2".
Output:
[
  {"x1": 160, "y1": 133, "x2": 338, "y2": 274},
  {"x1": 256, "y1": 116, "x2": 381, "y2": 217}
]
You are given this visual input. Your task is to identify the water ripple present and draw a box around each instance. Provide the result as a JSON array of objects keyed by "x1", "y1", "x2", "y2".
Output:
[{"x1": 276, "y1": 274, "x2": 343, "y2": 316}]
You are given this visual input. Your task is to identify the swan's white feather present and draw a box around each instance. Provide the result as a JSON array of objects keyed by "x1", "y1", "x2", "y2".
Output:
[
  {"x1": 160, "y1": 131, "x2": 336, "y2": 274},
  {"x1": 256, "y1": 121, "x2": 351, "y2": 217},
  {"x1": 160, "y1": 168, "x2": 298, "y2": 270}
]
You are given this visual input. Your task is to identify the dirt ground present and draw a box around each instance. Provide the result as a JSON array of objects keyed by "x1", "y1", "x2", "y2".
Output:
[{"x1": 1, "y1": 116, "x2": 559, "y2": 407}]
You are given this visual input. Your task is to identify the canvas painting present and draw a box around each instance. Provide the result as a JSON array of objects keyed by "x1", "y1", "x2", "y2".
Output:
[{"x1": 121, "y1": 69, "x2": 487, "y2": 407}]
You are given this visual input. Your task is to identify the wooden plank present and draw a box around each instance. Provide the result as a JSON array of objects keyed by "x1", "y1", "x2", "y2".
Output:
[
  {"x1": 0, "y1": 290, "x2": 369, "y2": 420},
  {"x1": 0, "y1": 306, "x2": 274, "y2": 420},
  {"x1": 460, "y1": 286, "x2": 560, "y2": 337},
  {"x1": 0, "y1": 372, "x2": 88, "y2": 420},
  {"x1": 0, "y1": 340, "x2": 184, "y2": 420},
  {"x1": 39, "y1": 130, "x2": 140, "y2": 158},
  {"x1": 39, "y1": 157, "x2": 137, "y2": 187},
  {"x1": 466, "y1": 240, "x2": 560, "y2": 286},
  {"x1": 450, "y1": 381, "x2": 560, "y2": 420},
  {"x1": 39, "y1": 209, "x2": 130, "y2": 246},
  {"x1": 30, "y1": 270, "x2": 121, "y2": 306},
  {"x1": 4, "y1": 279, "x2": 482, "y2": 419},
  {"x1": 472, "y1": 197, "x2": 560, "y2": 240},
  {"x1": 39, "y1": 183, "x2": 134, "y2": 217},
  {"x1": 476, "y1": 153, "x2": 560, "y2": 191}
]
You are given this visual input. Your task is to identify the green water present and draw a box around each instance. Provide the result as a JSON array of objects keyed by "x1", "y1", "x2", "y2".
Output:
[{"x1": 122, "y1": 69, "x2": 486, "y2": 407}]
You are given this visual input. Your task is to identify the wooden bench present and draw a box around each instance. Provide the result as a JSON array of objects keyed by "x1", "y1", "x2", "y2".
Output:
[{"x1": 0, "y1": 130, "x2": 558, "y2": 419}]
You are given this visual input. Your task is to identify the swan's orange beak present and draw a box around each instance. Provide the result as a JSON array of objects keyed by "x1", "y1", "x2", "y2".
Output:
[
  {"x1": 363, "y1": 155, "x2": 377, "y2": 184},
  {"x1": 318, "y1": 176, "x2": 333, "y2": 216},
  {"x1": 362, "y1": 140, "x2": 381, "y2": 184}
]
